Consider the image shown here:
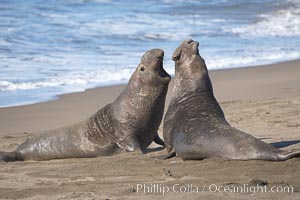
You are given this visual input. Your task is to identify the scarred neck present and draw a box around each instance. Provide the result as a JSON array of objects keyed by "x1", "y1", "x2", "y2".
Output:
[{"x1": 173, "y1": 71, "x2": 213, "y2": 101}]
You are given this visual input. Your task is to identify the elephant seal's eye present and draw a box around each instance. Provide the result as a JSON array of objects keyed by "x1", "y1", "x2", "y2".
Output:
[
  {"x1": 140, "y1": 66, "x2": 145, "y2": 72},
  {"x1": 173, "y1": 55, "x2": 180, "y2": 61}
]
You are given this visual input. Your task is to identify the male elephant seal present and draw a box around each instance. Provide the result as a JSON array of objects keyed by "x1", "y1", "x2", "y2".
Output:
[
  {"x1": 163, "y1": 38, "x2": 300, "y2": 161},
  {"x1": 0, "y1": 49, "x2": 171, "y2": 162}
]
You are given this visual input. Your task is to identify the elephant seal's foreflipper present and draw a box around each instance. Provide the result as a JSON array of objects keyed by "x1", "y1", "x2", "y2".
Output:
[
  {"x1": 154, "y1": 134, "x2": 165, "y2": 147},
  {"x1": 0, "y1": 49, "x2": 170, "y2": 162},
  {"x1": 163, "y1": 38, "x2": 300, "y2": 161}
]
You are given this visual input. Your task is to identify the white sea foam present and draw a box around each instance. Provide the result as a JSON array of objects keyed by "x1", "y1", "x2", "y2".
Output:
[
  {"x1": 81, "y1": 13, "x2": 215, "y2": 41},
  {"x1": 206, "y1": 51, "x2": 300, "y2": 69},
  {"x1": 1, "y1": 49, "x2": 298, "y2": 93},
  {"x1": 226, "y1": 5, "x2": 300, "y2": 37},
  {"x1": 0, "y1": 68, "x2": 134, "y2": 91}
]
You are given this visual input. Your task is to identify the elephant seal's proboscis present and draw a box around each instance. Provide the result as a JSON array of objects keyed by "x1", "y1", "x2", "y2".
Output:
[
  {"x1": 0, "y1": 49, "x2": 171, "y2": 162},
  {"x1": 163, "y1": 38, "x2": 300, "y2": 161}
]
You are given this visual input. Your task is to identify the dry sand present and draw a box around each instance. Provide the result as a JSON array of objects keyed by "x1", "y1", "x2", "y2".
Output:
[{"x1": 0, "y1": 60, "x2": 300, "y2": 199}]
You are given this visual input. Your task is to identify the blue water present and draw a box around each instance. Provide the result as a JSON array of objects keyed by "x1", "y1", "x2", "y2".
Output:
[{"x1": 1, "y1": 0, "x2": 300, "y2": 107}]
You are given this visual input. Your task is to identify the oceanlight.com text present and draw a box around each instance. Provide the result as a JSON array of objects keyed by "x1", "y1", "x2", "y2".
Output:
[{"x1": 135, "y1": 183, "x2": 294, "y2": 196}]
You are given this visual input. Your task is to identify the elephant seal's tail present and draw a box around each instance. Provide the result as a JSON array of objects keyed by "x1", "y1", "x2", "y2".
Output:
[
  {"x1": 278, "y1": 149, "x2": 300, "y2": 161},
  {"x1": 0, "y1": 151, "x2": 20, "y2": 162}
]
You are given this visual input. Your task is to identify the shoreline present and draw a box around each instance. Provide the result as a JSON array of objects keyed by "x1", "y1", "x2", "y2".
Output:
[
  {"x1": 0, "y1": 59, "x2": 299, "y2": 135},
  {"x1": 1, "y1": 58, "x2": 299, "y2": 109}
]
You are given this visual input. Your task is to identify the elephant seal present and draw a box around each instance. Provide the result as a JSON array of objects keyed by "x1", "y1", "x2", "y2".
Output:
[
  {"x1": 163, "y1": 38, "x2": 300, "y2": 161},
  {"x1": 0, "y1": 49, "x2": 171, "y2": 162}
]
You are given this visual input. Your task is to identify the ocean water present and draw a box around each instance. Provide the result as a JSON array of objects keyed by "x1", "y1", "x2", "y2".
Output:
[{"x1": 0, "y1": 0, "x2": 300, "y2": 107}]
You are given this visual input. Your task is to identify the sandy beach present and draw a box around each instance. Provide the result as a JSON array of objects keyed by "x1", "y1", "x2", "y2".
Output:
[{"x1": 0, "y1": 60, "x2": 300, "y2": 199}]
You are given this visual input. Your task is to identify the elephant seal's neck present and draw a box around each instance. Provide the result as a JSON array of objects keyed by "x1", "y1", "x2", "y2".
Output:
[
  {"x1": 172, "y1": 70, "x2": 214, "y2": 102},
  {"x1": 117, "y1": 80, "x2": 168, "y2": 113}
]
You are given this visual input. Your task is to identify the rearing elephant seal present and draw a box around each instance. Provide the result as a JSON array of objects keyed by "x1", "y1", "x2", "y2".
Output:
[
  {"x1": 163, "y1": 39, "x2": 300, "y2": 161},
  {"x1": 0, "y1": 49, "x2": 171, "y2": 162}
]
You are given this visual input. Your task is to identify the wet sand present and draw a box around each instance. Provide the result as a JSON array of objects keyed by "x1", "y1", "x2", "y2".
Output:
[{"x1": 0, "y1": 60, "x2": 299, "y2": 199}]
